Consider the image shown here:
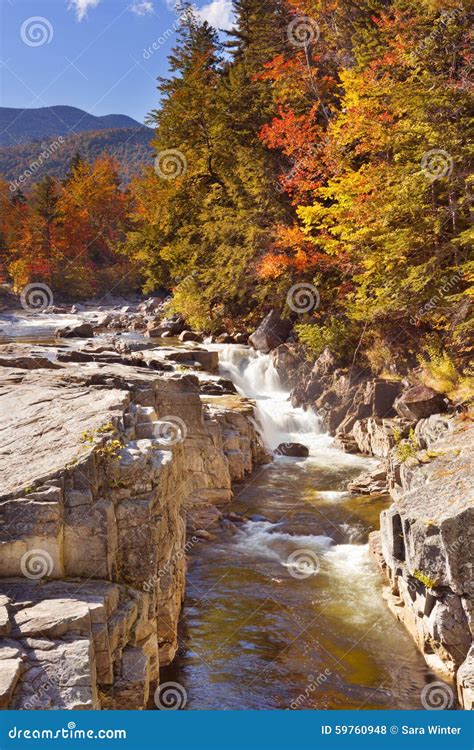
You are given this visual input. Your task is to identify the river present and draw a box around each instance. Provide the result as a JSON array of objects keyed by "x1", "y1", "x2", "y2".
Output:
[{"x1": 162, "y1": 345, "x2": 440, "y2": 709}]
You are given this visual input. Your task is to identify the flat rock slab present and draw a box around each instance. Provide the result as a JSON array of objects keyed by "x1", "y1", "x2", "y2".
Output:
[
  {"x1": 0, "y1": 367, "x2": 131, "y2": 498},
  {"x1": 396, "y1": 421, "x2": 474, "y2": 524}
]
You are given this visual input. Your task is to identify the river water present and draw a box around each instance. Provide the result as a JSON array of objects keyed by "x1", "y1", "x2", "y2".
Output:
[{"x1": 165, "y1": 346, "x2": 440, "y2": 709}]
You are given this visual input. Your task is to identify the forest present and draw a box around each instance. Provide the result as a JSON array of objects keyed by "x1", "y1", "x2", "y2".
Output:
[{"x1": 1, "y1": 0, "x2": 472, "y2": 395}]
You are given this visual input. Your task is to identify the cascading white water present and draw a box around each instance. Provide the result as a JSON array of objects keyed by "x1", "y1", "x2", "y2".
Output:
[
  {"x1": 216, "y1": 345, "x2": 321, "y2": 450},
  {"x1": 215, "y1": 345, "x2": 369, "y2": 469}
]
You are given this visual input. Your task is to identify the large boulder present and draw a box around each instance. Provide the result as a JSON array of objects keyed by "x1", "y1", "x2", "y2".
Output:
[
  {"x1": 146, "y1": 315, "x2": 185, "y2": 338},
  {"x1": 55, "y1": 323, "x2": 94, "y2": 339},
  {"x1": 179, "y1": 330, "x2": 203, "y2": 343},
  {"x1": 164, "y1": 349, "x2": 219, "y2": 373},
  {"x1": 275, "y1": 442, "x2": 309, "y2": 458},
  {"x1": 364, "y1": 379, "x2": 403, "y2": 418},
  {"x1": 271, "y1": 344, "x2": 306, "y2": 389},
  {"x1": 394, "y1": 385, "x2": 449, "y2": 420},
  {"x1": 249, "y1": 310, "x2": 292, "y2": 354}
]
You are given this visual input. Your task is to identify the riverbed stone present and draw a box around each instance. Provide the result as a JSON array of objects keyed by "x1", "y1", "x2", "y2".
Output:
[{"x1": 55, "y1": 323, "x2": 94, "y2": 339}]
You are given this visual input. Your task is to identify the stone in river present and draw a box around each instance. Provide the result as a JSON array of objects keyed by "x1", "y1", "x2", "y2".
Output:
[
  {"x1": 55, "y1": 323, "x2": 94, "y2": 339},
  {"x1": 275, "y1": 442, "x2": 309, "y2": 458},
  {"x1": 179, "y1": 330, "x2": 203, "y2": 343}
]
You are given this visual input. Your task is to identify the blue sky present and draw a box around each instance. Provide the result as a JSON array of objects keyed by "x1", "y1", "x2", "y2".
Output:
[{"x1": 0, "y1": 0, "x2": 235, "y2": 124}]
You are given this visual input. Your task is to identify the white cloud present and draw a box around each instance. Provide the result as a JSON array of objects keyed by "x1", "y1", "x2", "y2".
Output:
[
  {"x1": 130, "y1": 1, "x2": 154, "y2": 15},
  {"x1": 68, "y1": 0, "x2": 102, "y2": 22},
  {"x1": 197, "y1": 0, "x2": 235, "y2": 31}
]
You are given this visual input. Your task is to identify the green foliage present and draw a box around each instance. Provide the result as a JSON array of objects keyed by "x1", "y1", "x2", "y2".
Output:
[
  {"x1": 124, "y1": 1, "x2": 292, "y2": 319},
  {"x1": 396, "y1": 429, "x2": 420, "y2": 463},
  {"x1": 2, "y1": 0, "x2": 471, "y2": 352},
  {"x1": 165, "y1": 277, "x2": 216, "y2": 332},
  {"x1": 295, "y1": 318, "x2": 352, "y2": 360},
  {"x1": 418, "y1": 342, "x2": 474, "y2": 403},
  {"x1": 364, "y1": 336, "x2": 393, "y2": 376}
]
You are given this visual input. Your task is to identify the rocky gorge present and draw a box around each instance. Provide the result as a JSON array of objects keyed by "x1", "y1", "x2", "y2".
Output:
[
  {"x1": 0, "y1": 300, "x2": 472, "y2": 710},
  {"x1": 0, "y1": 317, "x2": 268, "y2": 709}
]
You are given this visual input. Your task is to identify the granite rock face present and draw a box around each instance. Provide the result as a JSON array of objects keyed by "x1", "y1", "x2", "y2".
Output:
[
  {"x1": 370, "y1": 417, "x2": 474, "y2": 709},
  {"x1": 0, "y1": 363, "x2": 267, "y2": 709},
  {"x1": 249, "y1": 310, "x2": 292, "y2": 354}
]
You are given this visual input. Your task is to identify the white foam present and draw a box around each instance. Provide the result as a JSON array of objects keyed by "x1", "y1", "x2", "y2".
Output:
[
  {"x1": 233, "y1": 521, "x2": 334, "y2": 563},
  {"x1": 316, "y1": 490, "x2": 350, "y2": 502}
]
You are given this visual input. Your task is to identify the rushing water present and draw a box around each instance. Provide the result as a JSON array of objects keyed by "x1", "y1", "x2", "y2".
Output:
[{"x1": 165, "y1": 346, "x2": 442, "y2": 710}]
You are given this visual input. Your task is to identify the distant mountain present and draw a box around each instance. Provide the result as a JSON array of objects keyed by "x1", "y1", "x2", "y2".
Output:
[
  {"x1": 0, "y1": 106, "x2": 145, "y2": 147},
  {"x1": 0, "y1": 127, "x2": 155, "y2": 188}
]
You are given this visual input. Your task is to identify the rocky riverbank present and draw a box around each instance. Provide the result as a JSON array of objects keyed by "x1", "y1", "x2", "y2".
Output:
[
  {"x1": 369, "y1": 415, "x2": 474, "y2": 710},
  {"x1": 0, "y1": 343, "x2": 268, "y2": 709},
  {"x1": 247, "y1": 311, "x2": 473, "y2": 710}
]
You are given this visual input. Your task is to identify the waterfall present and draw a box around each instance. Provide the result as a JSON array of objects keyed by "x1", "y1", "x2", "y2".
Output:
[
  {"x1": 214, "y1": 345, "x2": 370, "y2": 470},
  {"x1": 216, "y1": 345, "x2": 322, "y2": 451}
]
